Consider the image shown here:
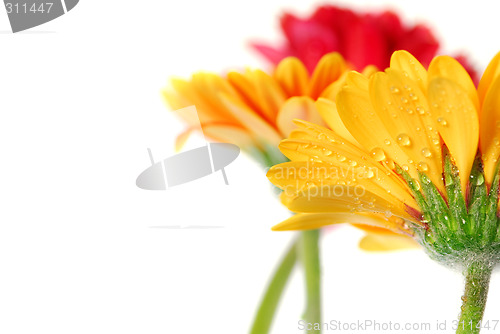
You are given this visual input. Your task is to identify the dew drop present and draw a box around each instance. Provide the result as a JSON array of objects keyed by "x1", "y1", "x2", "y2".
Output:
[
  {"x1": 401, "y1": 97, "x2": 409, "y2": 104},
  {"x1": 437, "y1": 117, "x2": 448, "y2": 126},
  {"x1": 390, "y1": 86, "x2": 400, "y2": 93},
  {"x1": 402, "y1": 164, "x2": 409, "y2": 171},
  {"x1": 366, "y1": 170, "x2": 375, "y2": 179},
  {"x1": 476, "y1": 174, "x2": 484, "y2": 186},
  {"x1": 421, "y1": 148, "x2": 432, "y2": 158},
  {"x1": 445, "y1": 174, "x2": 454, "y2": 186},
  {"x1": 432, "y1": 139, "x2": 440, "y2": 145},
  {"x1": 421, "y1": 174, "x2": 431, "y2": 185},
  {"x1": 418, "y1": 162, "x2": 429, "y2": 171},
  {"x1": 370, "y1": 147, "x2": 386, "y2": 161},
  {"x1": 384, "y1": 139, "x2": 391, "y2": 145},
  {"x1": 396, "y1": 133, "x2": 411, "y2": 146}
]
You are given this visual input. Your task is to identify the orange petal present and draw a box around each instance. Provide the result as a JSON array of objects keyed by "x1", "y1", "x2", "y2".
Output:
[
  {"x1": 308, "y1": 53, "x2": 347, "y2": 99},
  {"x1": 218, "y1": 93, "x2": 282, "y2": 146},
  {"x1": 274, "y1": 57, "x2": 309, "y2": 97},
  {"x1": 249, "y1": 70, "x2": 287, "y2": 125},
  {"x1": 276, "y1": 97, "x2": 323, "y2": 137},
  {"x1": 202, "y1": 124, "x2": 254, "y2": 148}
]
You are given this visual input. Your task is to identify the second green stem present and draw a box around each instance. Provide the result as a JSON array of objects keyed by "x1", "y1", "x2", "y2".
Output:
[{"x1": 300, "y1": 229, "x2": 322, "y2": 333}]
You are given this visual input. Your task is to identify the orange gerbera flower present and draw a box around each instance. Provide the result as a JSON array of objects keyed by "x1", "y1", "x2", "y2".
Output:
[{"x1": 163, "y1": 53, "x2": 375, "y2": 165}]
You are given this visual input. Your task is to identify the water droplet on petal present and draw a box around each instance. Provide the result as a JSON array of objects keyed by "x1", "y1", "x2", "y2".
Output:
[
  {"x1": 390, "y1": 86, "x2": 400, "y2": 93},
  {"x1": 384, "y1": 139, "x2": 391, "y2": 145},
  {"x1": 418, "y1": 162, "x2": 429, "y2": 171},
  {"x1": 421, "y1": 148, "x2": 432, "y2": 158},
  {"x1": 437, "y1": 117, "x2": 448, "y2": 126},
  {"x1": 396, "y1": 133, "x2": 411, "y2": 146},
  {"x1": 370, "y1": 147, "x2": 386, "y2": 161}
]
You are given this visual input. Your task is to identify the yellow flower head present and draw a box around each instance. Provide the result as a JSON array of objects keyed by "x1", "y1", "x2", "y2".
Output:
[
  {"x1": 268, "y1": 50, "x2": 500, "y2": 265},
  {"x1": 163, "y1": 53, "x2": 374, "y2": 165}
]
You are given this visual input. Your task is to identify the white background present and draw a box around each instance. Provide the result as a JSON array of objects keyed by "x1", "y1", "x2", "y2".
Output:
[{"x1": 0, "y1": 0, "x2": 500, "y2": 333}]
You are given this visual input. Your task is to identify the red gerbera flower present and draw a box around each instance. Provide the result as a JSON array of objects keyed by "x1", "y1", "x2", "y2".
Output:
[{"x1": 252, "y1": 5, "x2": 478, "y2": 83}]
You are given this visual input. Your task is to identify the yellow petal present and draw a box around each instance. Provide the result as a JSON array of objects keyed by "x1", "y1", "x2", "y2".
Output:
[
  {"x1": 315, "y1": 98, "x2": 360, "y2": 147},
  {"x1": 284, "y1": 121, "x2": 417, "y2": 203},
  {"x1": 428, "y1": 78, "x2": 479, "y2": 193},
  {"x1": 308, "y1": 53, "x2": 347, "y2": 99},
  {"x1": 268, "y1": 144, "x2": 418, "y2": 212},
  {"x1": 277, "y1": 183, "x2": 416, "y2": 221},
  {"x1": 480, "y1": 76, "x2": 500, "y2": 185},
  {"x1": 274, "y1": 57, "x2": 309, "y2": 97},
  {"x1": 337, "y1": 72, "x2": 419, "y2": 180},
  {"x1": 369, "y1": 69, "x2": 444, "y2": 193},
  {"x1": 276, "y1": 97, "x2": 324, "y2": 137},
  {"x1": 272, "y1": 212, "x2": 409, "y2": 233},
  {"x1": 359, "y1": 232, "x2": 419, "y2": 251},
  {"x1": 390, "y1": 50, "x2": 428, "y2": 93},
  {"x1": 428, "y1": 55, "x2": 479, "y2": 112},
  {"x1": 218, "y1": 93, "x2": 282, "y2": 146},
  {"x1": 318, "y1": 71, "x2": 348, "y2": 101},
  {"x1": 361, "y1": 65, "x2": 378, "y2": 78},
  {"x1": 478, "y1": 51, "x2": 500, "y2": 106}
]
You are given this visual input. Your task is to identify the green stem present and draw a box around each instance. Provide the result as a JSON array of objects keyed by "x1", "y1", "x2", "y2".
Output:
[
  {"x1": 250, "y1": 239, "x2": 297, "y2": 334},
  {"x1": 300, "y1": 229, "x2": 322, "y2": 333},
  {"x1": 456, "y1": 260, "x2": 493, "y2": 334}
]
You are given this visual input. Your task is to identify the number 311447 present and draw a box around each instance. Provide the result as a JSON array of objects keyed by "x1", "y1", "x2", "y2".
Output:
[{"x1": 5, "y1": 2, "x2": 53, "y2": 14}]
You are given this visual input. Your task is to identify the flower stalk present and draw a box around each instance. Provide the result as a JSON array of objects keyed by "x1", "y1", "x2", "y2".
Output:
[
  {"x1": 456, "y1": 260, "x2": 493, "y2": 334},
  {"x1": 300, "y1": 229, "x2": 322, "y2": 333},
  {"x1": 250, "y1": 239, "x2": 297, "y2": 334}
]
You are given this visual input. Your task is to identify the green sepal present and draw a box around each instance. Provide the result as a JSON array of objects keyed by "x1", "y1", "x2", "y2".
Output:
[
  {"x1": 485, "y1": 161, "x2": 500, "y2": 245},
  {"x1": 443, "y1": 149, "x2": 469, "y2": 245},
  {"x1": 467, "y1": 157, "x2": 488, "y2": 242}
]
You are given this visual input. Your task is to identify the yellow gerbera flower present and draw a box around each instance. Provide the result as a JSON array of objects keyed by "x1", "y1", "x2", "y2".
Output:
[
  {"x1": 268, "y1": 50, "x2": 500, "y2": 332},
  {"x1": 163, "y1": 53, "x2": 375, "y2": 164},
  {"x1": 268, "y1": 50, "x2": 500, "y2": 243}
]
